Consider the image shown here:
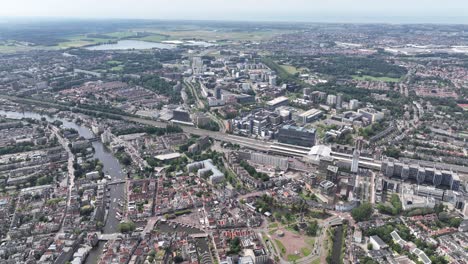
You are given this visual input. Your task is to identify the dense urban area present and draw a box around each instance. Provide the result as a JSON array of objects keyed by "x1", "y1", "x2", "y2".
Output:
[{"x1": 0, "y1": 20, "x2": 467, "y2": 264}]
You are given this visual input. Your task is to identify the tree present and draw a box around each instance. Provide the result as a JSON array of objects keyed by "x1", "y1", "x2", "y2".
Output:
[
  {"x1": 306, "y1": 220, "x2": 319, "y2": 236},
  {"x1": 80, "y1": 205, "x2": 94, "y2": 216},
  {"x1": 227, "y1": 237, "x2": 241, "y2": 255},
  {"x1": 174, "y1": 256, "x2": 184, "y2": 263},
  {"x1": 351, "y1": 203, "x2": 373, "y2": 222},
  {"x1": 118, "y1": 221, "x2": 136, "y2": 233}
]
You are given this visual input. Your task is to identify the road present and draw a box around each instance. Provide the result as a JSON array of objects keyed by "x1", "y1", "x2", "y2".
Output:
[
  {"x1": 0, "y1": 94, "x2": 271, "y2": 151},
  {"x1": 369, "y1": 171, "x2": 376, "y2": 204},
  {"x1": 50, "y1": 125, "x2": 75, "y2": 237},
  {"x1": 184, "y1": 77, "x2": 205, "y2": 109}
]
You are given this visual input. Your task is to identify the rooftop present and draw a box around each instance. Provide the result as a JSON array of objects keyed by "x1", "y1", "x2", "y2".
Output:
[{"x1": 267, "y1": 96, "x2": 288, "y2": 106}]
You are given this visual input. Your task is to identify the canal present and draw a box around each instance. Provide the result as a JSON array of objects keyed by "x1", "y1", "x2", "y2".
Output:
[{"x1": 0, "y1": 110, "x2": 125, "y2": 263}]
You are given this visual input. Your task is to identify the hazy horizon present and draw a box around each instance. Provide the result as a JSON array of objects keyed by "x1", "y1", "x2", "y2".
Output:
[{"x1": 0, "y1": 0, "x2": 467, "y2": 24}]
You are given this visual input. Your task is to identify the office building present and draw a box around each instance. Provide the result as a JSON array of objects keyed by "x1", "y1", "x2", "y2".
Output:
[
  {"x1": 277, "y1": 125, "x2": 316, "y2": 147},
  {"x1": 295, "y1": 108, "x2": 323, "y2": 124},
  {"x1": 267, "y1": 96, "x2": 289, "y2": 109},
  {"x1": 172, "y1": 110, "x2": 191, "y2": 123},
  {"x1": 358, "y1": 108, "x2": 384, "y2": 123}
]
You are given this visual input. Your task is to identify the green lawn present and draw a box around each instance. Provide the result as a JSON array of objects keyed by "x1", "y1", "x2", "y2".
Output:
[
  {"x1": 287, "y1": 254, "x2": 301, "y2": 262},
  {"x1": 0, "y1": 45, "x2": 34, "y2": 53},
  {"x1": 311, "y1": 258, "x2": 321, "y2": 264},
  {"x1": 274, "y1": 239, "x2": 286, "y2": 256},
  {"x1": 107, "y1": 60, "x2": 122, "y2": 65},
  {"x1": 352, "y1": 75, "x2": 401, "y2": 82},
  {"x1": 105, "y1": 31, "x2": 138, "y2": 38},
  {"x1": 268, "y1": 222, "x2": 279, "y2": 229},
  {"x1": 110, "y1": 65, "x2": 124, "y2": 72},
  {"x1": 306, "y1": 238, "x2": 315, "y2": 246},
  {"x1": 280, "y1": 64, "x2": 300, "y2": 75},
  {"x1": 301, "y1": 247, "x2": 312, "y2": 256}
]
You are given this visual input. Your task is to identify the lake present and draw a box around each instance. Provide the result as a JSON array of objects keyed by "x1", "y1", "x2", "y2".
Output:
[{"x1": 86, "y1": 40, "x2": 176, "y2": 51}]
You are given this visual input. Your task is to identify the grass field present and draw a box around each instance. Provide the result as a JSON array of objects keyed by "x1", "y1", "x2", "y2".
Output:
[
  {"x1": 352, "y1": 75, "x2": 401, "y2": 82},
  {"x1": 107, "y1": 60, "x2": 122, "y2": 65},
  {"x1": 0, "y1": 45, "x2": 35, "y2": 53},
  {"x1": 280, "y1": 64, "x2": 300, "y2": 74},
  {"x1": 301, "y1": 247, "x2": 312, "y2": 256},
  {"x1": 311, "y1": 258, "x2": 321, "y2": 264},
  {"x1": 268, "y1": 222, "x2": 279, "y2": 229},
  {"x1": 287, "y1": 254, "x2": 301, "y2": 262},
  {"x1": 275, "y1": 239, "x2": 287, "y2": 256},
  {"x1": 132, "y1": 28, "x2": 287, "y2": 41},
  {"x1": 110, "y1": 65, "x2": 124, "y2": 72}
]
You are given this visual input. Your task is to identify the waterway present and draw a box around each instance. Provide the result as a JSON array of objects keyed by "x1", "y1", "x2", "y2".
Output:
[
  {"x1": 0, "y1": 110, "x2": 211, "y2": 262},
  {"x1": 85, "y1": 40, "x2": 176, "y2": 51},
  {"x1": 330, "y1": 225, "x2": 344, "y2": 264},
  {"x1": 0, "y1": 110, "x2": 124, "y2": 264}
]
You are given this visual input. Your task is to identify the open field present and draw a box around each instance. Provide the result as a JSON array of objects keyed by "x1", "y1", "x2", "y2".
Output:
[
  {"x1": 131, "y1": 29, "x2": 288, "y2": 41},
  {"x1": 280, "y1": 64, "x2": 300, "y2": 74},
  {"x1": 272, "y1": 228, "x2": 316, "y2": 261},
  {"x1": 0, "y1": 45, "x2": 35, "y2": 53},
  {"x1": 352, "y1": 75, "x2": 401, "y2": 82},
  {"x1": 279, "y1": 64, "x2": 307, "y2": 75}
]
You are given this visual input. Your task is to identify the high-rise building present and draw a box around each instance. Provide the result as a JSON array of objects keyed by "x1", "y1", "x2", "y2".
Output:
[
  {"x1": 326, "y1": 94, "x2": 337, "y2": 106},
  {"x1": 336, "y1": 93, "x2": 343, "y2": 109},
  {"x1": 351, "y1": 150, "x2": 359, "y2": 173},
  {"x1": 385, "y1": 162, "x2": 395, "y2": 177},
  {"x1": 269, "y1": 75, "x2": 277, "y2": 86},
  {"x1": 401, "y1": 165, "x2": 409, "y2": 180},
  {"x1": 349, "y1": 99, "x2": 359, "y2": 110},
  {"x1": 215, "y1": 87, "x2": 222, "y2": 99},
  {"x1": 417, "y1": 168, "x2": 426, "y2": 184},
  {"x1": 409, "y1": 165, "x2": 419, "y2": 180},
  {"x1": 394, "y1": 163, "x2": 403, "y2": 178},
  {"x1": 311, "y1": 91, "x2": 327, "y2": 103},
  {"x1": 434, "y1": 171, "x2": 443, "y2": 186},
  {"x1": 451, "y1": 173, "x2": 461, "y2": 191}
]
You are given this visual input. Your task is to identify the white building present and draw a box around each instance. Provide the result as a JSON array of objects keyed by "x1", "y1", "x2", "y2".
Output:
[
  {"x1": 326, "y1": 94, "x2": 337, "y2": 106},
  {"x1": 358, "y1": 108, "x2": 384, "y2": 123},
  {"x1": 370, "y1": 235, "x2": 388, "y2": 250},
  {"x1": 349, "y1": 99, "x2": 359, "y2": 110}
]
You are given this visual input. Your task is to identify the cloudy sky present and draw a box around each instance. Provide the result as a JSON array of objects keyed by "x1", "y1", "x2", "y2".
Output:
[{"x1": 0, "y1": 0, "x2": 467, "y2": 23}]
